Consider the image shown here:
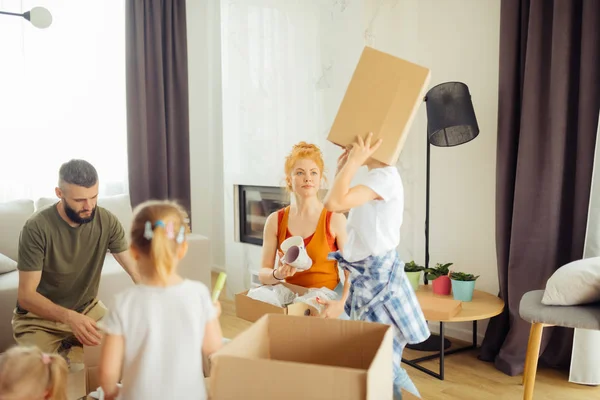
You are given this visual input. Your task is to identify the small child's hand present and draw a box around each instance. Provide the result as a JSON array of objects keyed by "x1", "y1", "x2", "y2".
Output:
[
  {"x1": 213, "y1": 300, "x2": 222, "y2": 318},
  {"x1": 103, "y1": 385, "x2": 120, "y2": 400},
  {"x1": 316, "y1": 297, "x2": 344, "y2": 319},
  {"x1": 347, "y1": 132, "x2": 383, "y2": 166},
  {"x1": 336, "y1": 148, "x2": 350, "y2": 175}
]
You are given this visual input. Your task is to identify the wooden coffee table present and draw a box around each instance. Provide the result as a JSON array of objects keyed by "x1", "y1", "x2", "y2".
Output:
[{"x1": 401, "y1": 284, "x2": 504, "y2": 380}]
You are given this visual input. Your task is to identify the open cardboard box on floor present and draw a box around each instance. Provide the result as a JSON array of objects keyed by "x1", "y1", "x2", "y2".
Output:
[
  {"x1": 327, "y1": 46, "x2": 431, "y2": 166},
  {"x1": 209, "y1": 314, "x2": 394, "y2": 400},
  {"x1": 235, "y1": 282, "x2": 320, "y2": 322}
]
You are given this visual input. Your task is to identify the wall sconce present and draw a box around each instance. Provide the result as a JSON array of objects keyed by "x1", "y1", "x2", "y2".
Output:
[{"x1": 0, "y1": 6, "x2": 52, "y2": 29}]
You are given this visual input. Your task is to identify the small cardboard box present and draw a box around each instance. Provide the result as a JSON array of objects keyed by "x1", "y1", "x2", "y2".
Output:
[
  {"x1": 327, "y1": 46, "x2": 431, "y2": 165},
  {"x1": 67, "y1": 369, "x2": 86, "y2": 400},
  {"x1": 416, "y1": 293, "x2": 462, "y2": 320},
  {"x1": 83, "y1": 343, "x2": 103, "y2": 395},
  {"x1": 209, "y1": 314, "x2": 394, "y2": 400},
  {"x1": 235, "y1": 282, "x2": 320, "y2": 322},
  {"x1": 65, "y1": 343, "x2": 102, "y2": 400}
]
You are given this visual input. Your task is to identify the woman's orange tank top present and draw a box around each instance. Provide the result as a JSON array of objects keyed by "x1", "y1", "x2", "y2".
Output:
[{"x1": 277, "y1": 206, "x2": 339, "y2": 290}]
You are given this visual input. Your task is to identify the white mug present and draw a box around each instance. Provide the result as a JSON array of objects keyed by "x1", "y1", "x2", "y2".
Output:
[
  {"x1": 281, "y1": 236, "x2": 304, "y2": 252},
  {"x1": 281, "y1": 236, "x2": 312, "y2": 271}
]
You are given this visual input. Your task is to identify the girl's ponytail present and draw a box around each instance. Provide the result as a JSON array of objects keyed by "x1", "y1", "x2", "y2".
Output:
[
  {"x1": 149, "y1": 223, "x2": 177, "y2": 283},
  {"x1": 130, "y1": 201, "x2": 190, "y2": 283}
]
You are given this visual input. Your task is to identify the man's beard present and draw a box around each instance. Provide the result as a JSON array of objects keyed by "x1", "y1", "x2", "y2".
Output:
[{"x1": 63, "y1": 200, "x2": 96, "y2": 224}]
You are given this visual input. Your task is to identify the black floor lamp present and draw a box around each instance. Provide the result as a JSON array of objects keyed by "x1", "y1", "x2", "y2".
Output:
[{"x1": 408, "y1": 81, "x2": 480, "y2": 352}]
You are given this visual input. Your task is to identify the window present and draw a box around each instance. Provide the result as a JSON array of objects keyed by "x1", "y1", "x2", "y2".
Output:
[{"x1": 0, "y1": 0, "x2": 127, "y2": 203}]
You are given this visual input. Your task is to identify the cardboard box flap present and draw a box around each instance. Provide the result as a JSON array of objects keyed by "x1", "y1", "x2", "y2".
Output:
[
  {"x1": 83, "y1": 343, "x2": 102, "y2": 367},
  {"x1": 366, "y1": 328, "x2": 394, "y2": 399},
  {"x1": 67, "y1": 370, "x2": 86, "y2": 400},
  {"x1": 268, "y1": 314, "x2": 391, "y2": 370},
  {"x1": 327, "y1": 46, "x2": 431, "y2": 165},
  {"x1": 212, "y1": 316, "x2": 270, "y2": 359},
  {"x1": 210, "y1": 355, "x2": 367, "y2": 400}
]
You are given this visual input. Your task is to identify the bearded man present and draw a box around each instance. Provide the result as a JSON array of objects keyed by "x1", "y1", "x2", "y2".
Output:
[{"x1": 12, "y1": 159, "x2": 139, "y2": 370}]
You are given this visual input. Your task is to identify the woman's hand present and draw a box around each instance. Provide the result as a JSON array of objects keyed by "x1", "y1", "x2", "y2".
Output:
[
  {"x1": 347, "y1": 132, "x2": 383, "y2": 166},
  {"x1": 316, "y1": 297, "x2": 345, "y2": 319},
  {"x1": 274, "y1": 250, "x2": 297, "y2": 279},
  {"x1": 274, "y1": 264, "x2": 297, "y2": 279}
]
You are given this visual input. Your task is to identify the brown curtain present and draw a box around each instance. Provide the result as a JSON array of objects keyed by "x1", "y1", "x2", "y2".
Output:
[
  {"x1": 479, "y1": 0, "x2": 600, "y2": 376},
  {"x1": 125, "y1": 0, "x2": 191, "y2": 216}
]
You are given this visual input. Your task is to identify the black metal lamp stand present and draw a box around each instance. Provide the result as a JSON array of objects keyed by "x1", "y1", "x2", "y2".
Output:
[{"x1": 407, "y1": 81, "x2": 480, "y2": 352}]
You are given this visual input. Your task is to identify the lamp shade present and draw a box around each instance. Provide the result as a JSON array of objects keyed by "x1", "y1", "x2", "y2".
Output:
[{"x1": 425, "y1": 82, "x2": 479, "y2": 147}]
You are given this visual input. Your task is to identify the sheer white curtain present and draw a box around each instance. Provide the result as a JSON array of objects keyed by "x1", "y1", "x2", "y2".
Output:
[
  {"x1": 0, "y1": 0, "x2": 127, "y2": 203},
  {"x1": 221, "y1": 0, "x2": 324, "y2": 184},
  {"x1": 572, "y1": 112, "x2": 600, "y2": 385}
]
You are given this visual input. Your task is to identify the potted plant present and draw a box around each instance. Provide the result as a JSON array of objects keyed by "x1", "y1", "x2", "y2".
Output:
[
  {"x1": 425, "y1": 262, "x2": 453, "y2": 295},
  {"x1": 404, "y1": 261, "x2": 424, "y2": 291},
  {"x1": 449, "y1": 271, "x2": 480, "y2": 302}
]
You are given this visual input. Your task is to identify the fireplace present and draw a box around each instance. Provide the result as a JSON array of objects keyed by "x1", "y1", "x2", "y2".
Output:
[
  {"x1": 236, "y1": 185, "x2": 289, "y2": 246},
  {"x1": 236, "y1": 183, "x2": 336, "y2": 246},
  {"x1": 236, "y1": 184, "x2": 331, "y2": 246}
]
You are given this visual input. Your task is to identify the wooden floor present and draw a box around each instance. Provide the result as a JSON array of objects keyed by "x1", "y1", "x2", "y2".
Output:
[{"x1": 212, "y1": 273, "x2": 600, "y2": 399}]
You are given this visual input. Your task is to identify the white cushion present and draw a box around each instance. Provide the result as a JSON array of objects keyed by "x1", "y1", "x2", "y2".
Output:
[
  {"x1": 0, "y1": 199, "x2": 34, "y2": 261},
  {"x1": 0, "y1": 253, "x2": 17, "y2": 274},
  {"x1": 542, "y1": 257, "x2": 600, "y2": 306},
  {"x1": 98, "y1": 194, "x2": 133, "y2": 238},
  {"x1": 35, "y1": 197, "x2": 57, "y2": 211}
]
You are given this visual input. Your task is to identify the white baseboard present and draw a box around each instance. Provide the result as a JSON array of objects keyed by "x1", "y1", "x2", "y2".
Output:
[{"x1": 427, "y1": 321, "x2": 486, "y2": 346}]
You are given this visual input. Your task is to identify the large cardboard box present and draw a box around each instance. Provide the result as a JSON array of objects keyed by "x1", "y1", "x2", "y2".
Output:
[
  {"x1": 327, "y1": 46, "x2": 431, "y2": 165},
  {"x1": 209, "y1": 314, "x2": 394, "y2": 400},
  {"x1": 235, "y1": 282, "x2": 320, "y2": 322}
]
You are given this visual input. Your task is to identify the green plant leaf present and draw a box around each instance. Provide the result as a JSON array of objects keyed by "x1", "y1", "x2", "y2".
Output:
[
  {"x1": 404, "y1": 260, "x2": 424, "y2": 272},
  {"x1": 449, "y1": 271, "x2": 480, "y2": 281}
]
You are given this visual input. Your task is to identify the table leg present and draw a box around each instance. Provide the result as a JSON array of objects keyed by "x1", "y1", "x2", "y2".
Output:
[
  {"x1": 440, "y1": 322, "x2": 445, "y2": 379},
  {"x1": 401, "y1": 320, "x2": 480, "y2": 380}
]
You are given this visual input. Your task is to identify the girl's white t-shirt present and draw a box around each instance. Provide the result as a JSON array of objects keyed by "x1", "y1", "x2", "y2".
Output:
[
  {"x1": 100, "y1": 279, "x2": 216, "y2": 400},
  {"x1": 342, "y1": 166, "x2": 404, "y2": 262}
]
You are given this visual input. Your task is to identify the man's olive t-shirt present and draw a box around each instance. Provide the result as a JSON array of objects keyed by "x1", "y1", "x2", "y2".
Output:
[{"x1": 17, "y1": 204, "x2": 129, "y2": 311}]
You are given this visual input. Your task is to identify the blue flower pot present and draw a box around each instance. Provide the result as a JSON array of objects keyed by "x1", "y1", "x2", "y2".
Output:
[{"x1": 451, "y1": 279, "x2": 476, "y2": 302}]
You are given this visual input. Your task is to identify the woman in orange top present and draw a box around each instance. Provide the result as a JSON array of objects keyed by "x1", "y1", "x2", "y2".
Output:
[{"x1": 259, "y1": 142, "x2": 349, "y2": 318}]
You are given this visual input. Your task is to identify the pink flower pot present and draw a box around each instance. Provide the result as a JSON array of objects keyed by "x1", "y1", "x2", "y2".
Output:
[{"x1": 432, "y1": 275, "x2": 451, "y2": 295}]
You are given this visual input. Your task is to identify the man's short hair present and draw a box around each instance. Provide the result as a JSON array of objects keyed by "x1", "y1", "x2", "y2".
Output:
[{"x1": 58, "y1": 159, "x2": 98, "y2": 188}]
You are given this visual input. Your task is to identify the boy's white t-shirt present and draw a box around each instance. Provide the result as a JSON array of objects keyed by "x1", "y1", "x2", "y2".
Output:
[
  {"x1": 342, "y1": 166, "x2": 404, "y2": 262},
  {"x1": 100, "y1": 279, "x2": 216, "y2": 400}
]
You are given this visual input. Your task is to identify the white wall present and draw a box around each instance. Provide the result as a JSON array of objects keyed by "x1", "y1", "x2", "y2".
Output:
[
  {"x1": 411, "y1": 0, "x2": 500, "y2": 342},
  {"x1": 189, "y1": 0, "x2": 500, "y2": 342},
  {"x1": 187, "y1": 0, "x2": 225, "y2": 270}
]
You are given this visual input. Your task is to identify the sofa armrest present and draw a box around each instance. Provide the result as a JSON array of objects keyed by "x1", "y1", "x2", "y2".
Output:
[{"x1": 179, "y1": 233, "x2": 212, "y2": 289}]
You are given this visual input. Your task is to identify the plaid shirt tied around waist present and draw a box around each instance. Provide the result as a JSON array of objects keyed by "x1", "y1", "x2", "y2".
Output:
[{"x1": 329, "y1": 250, "x2": 430, "y2": 345}]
